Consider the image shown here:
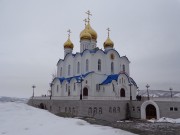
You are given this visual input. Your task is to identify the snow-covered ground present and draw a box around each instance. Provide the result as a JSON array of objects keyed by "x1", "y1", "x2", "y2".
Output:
[
  {"x1": 148, "y1": 117, "x2": 180, "y2": 123},
  {"x1": 0, "y1": 101, "x2": 136, "y2": 135},
  {"x1": 139, "y1": 90, "x2": 180, "y2": 97}
]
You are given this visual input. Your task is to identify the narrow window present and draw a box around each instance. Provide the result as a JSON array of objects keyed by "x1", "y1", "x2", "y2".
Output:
[
  {"x1": 88, "y1": 107, "x2": 92, "y2": 115},
  {"x1": 117, "y1": 107, "x2": 120, "y2": 113},
  {"x1": 174, "y1": 107, "x2": 178, "y2": 111},
  {"x1": 109, "y1": 107, "x2": 112, "y2": 113},
  {"x1": 60, "y1": 67, "x2": 62, "y2": 76},
  {"x1": 86, "y1": 59, "x2": 89, "y2": 72},
  {"x1": 68, "y1": 65, "x2": 71, "y2": 76},
  {"x1": 111, "y1": 62, "x2": 114, "y2": 74},
  {"x1": 99, "y1": 107, "x2": 102, "y2": 114},
  {"x1": 98, "y1": 59, "x2": 101, "y2": 71},
  {"x1": 57, "y1": 85, "x2": 59, "y2": 93},
  {"x1": 68, "y1": 86, "x2": 70, "y2": 96},
  {"x1": 113, "y1": 107, "x2": 116, "y2": 113},
  {"x1": 77, "y1": 62, "x2": 80, "y2": 74},
  {"x1": 93, "y1": 107, "x2": 97, "y2": 114},
  {"x1": 66, "y1": 84, "x2": 68, "y2": 92},
  {"x1": 69, "y1": 107, "x2": 71, "y2": 113},
  {"x1": 120, "y1": 88, "x2": 125, "y2": 97},
  {"x1": 170, "y1": 107, "x2": 173, "y2": 111},
  {"x1": 74, "y1": 83, "x2": 76, "y2": 91},
  {"x1": 123, "y1": 64, "x2": 125, "y2": 72}
]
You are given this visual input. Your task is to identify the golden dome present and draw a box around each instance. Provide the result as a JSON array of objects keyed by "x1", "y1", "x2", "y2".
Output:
[
  {"x1": 80, "y1": 29, "x2": 92, "y2": 40},
  {"x1": 104, "y1": 37, "x2": 114, "y2": 48},
  {"x1": 64, "y1": 38, "x2": 74, "y2": 49},
  {"x1": 86, "y1": 23, "x2": 97, "y2": 40},
  {"x1": 80, "y1": 23, "x2": 97, "y2": 41}
]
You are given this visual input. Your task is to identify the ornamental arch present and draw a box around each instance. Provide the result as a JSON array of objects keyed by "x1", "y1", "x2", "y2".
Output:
[{"x1": 141, "y1": 100, "x2": 160, "y2": 119}]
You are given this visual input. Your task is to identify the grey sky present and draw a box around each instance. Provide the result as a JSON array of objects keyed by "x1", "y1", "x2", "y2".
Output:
[{"x1": 0, "y1": 0, "x2": 180, "y2": 98}]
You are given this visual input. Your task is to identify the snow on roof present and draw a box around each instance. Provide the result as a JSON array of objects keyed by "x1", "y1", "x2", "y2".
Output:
[
  {"x1": 58, "y1": 71, "x2": 94, "y2": 83},
  {"x1": 100, "y1": 74, "x2": 119, "y2": 85}
]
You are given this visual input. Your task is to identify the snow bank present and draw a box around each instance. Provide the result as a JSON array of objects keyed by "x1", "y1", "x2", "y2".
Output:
[
  {"x1": 0, "y1": 102, "x2": 136, "y2": 135},
  {"x1": 148, "y1": 117, "x2": 180, "y2": 123}
]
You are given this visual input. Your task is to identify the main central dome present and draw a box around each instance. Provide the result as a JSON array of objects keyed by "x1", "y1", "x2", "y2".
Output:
[{"x1": 80, "y1": 22, "x2": 97, "y2": 41}]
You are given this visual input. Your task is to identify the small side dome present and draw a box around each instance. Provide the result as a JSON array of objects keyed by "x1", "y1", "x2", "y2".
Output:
[
  {"x1": 64, "y1": 38, "x2": 74, "y2": 49},
  {"x1": 104, "y1": 37, "x2": 114, "y2": 48},
  {"x1": 80, "y1": 29, "x2": 92, "y2": 40}
]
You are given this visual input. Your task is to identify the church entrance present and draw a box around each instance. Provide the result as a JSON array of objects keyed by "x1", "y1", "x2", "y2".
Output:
[
  {"x1": 120, "y1": 88, "x2": 125, "y2": 97},
  {"x1": 146, "y1": 104, "x2": 157, "y2": 119},
  {"x1": 83, "y1": 87, "x2": 88, "y2": 99},
  {"x1": 39, "y1": 103, "x2": 45, "y2": 109}
]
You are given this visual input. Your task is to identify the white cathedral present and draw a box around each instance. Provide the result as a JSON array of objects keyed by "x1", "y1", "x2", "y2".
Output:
[{"x1": 51, "y1": 11, "x2": 138, "y2": 100}]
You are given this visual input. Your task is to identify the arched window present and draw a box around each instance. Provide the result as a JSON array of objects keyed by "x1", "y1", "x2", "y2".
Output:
[
  {"x1": 68, "y1": 86, "x2": 70, "y2": 96},
  {"x1": 68, "y1": 65, "x2": 71, "y2": 76},
  {"x1": 98, "y1": 59, "x2": 101, "y2": 71},
  {"x1": 74, "y1": 83, "x2": 76, "y2": 91},
  {"x1": 109, "y1": 107, "x2": 112, "y2": 113},
  {"x1": 77, "y1": 62, "x2": 80, "y2": 74},
  {"x1": 86, "y1": 59, "x2": 89, "y2": 72},
  {"x1": 113, "y1": 107, "x2": 116, "y2": 113},
  {"x1": 120, "y1": 88, "x2": 125, "y2": 97},
  {"x1": 57, "y1": 85, "x2": 59, "y2": 93},
  {"x1": 123, "y1": 64, "x2": 125, "y2": 72},
  {"x1": 111, "y1": 62, "x2": 114, "y2": 74},
  {"x1": 66, "y1": 84, "x2": 68, "y2": 92},
  {"x1": 99, "y1": 107, "x2": 102, "y2": 114},
  {"x1": 60, "y1": 67, "x2": 62, "y2": 76}
]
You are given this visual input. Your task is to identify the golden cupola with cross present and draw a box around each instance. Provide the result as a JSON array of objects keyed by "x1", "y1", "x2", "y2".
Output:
[
  {"x1": 80, "y1": 19, "x2": 92, "y2": 40},
  {"x1": 80, "y1": 11, "x2": 97, "y2": 41},
  {"x1": 104, "y1": 28, "x2": 114, "y2": 49},
  {"x1": 64, "y1": 29, "x2": 74, "y2": 56}
]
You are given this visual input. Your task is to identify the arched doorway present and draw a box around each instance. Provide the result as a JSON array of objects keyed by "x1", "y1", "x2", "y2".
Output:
[
  {"x1": 146, "y1": 104, "x2": 157, "y2": 119},
  {"x1": 39, "y1": 103, "x2": 44, "y2": 109},
  {"x1": 141, "y1": 100, "x2": 160, "y2": 119},
  {"x1": 120, "y1": 88, "x2": 125, "y2": 97},
  {"x1": 83, "y1": 87, "x2": 88, "y2": 97}
]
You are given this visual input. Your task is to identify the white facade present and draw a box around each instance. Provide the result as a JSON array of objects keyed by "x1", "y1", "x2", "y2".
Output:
[{"x1": 51, "y1": 21, "x2": 138, "y2": 101}]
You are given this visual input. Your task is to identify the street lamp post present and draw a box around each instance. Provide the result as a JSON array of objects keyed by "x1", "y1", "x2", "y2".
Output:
[
  {"x1": 50, "y1": 83, "x2": 54, "y2": 100},
  {"x1": 77, "y1": 75, "x2": 84, "y2": 100},
  {"x1": 146, "y1": 84, "x2": 150, "y2": 100},
  {"x1": 128, "y1": 82, "x2": 132, "y2": 101},
  {"x1": 137, "y1": 87, "x2": 140, "y2": 96},
  {"x1": 169, "y1": 87, "x2": 173, "y2": 98},
  {"x1": 32, "y1": 85, "x2": 36, "y2": 98}
]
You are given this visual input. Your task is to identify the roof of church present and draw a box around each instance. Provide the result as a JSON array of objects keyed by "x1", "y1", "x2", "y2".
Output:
[
  {"x1": 58, "y1": 71, "x2": 94, "y2": 83},
  {"x1": 101, "y1": 74, "x2": 119, "y2": 85},
  {"x1": 100, "y1": 72, "x2": 137, "y2": 87},
  {"x1": 57, "y1": 48, "x2": 122, "y2": 65}
]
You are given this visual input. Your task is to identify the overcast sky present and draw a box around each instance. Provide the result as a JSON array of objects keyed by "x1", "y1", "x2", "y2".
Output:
[{"x1": 0, "y1": 0, "x2": 180, "y2": 98}]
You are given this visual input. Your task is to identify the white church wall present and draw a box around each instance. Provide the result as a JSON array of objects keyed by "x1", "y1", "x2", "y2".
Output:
[
  {"x1": 93, "y1": 50, "x2": 105, "y2": 74},
  {"x1": 57, "y1": 60, "x2": 63, "y2": 77},
  {"x1": 81, "y1": 50, "x2": 92, "y2": 74},
  {"x1": 91, "y1": 73, "x2": 106, "y2": 96},
  {"x1": 120, "y1": 57, "x2": 130, "y2": 76},
  {"x1": 74, "y1": 54, "x2": 81, "y2": 76},
  {"x1": 64, "y1": 54, "x2": 74, "y2": 78},
  {"x1": 52, "y1": 79, "x2": 61, "y2": 97},
  {"x1": 105, "y1": 50, "x2": 121, "y2": 75}
]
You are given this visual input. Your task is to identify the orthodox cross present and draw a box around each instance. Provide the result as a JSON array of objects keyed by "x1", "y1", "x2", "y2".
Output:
[
  {"x1": 83, "y1": 18, "x2": 87, "y2": 26},
  {"x1": 67, "y1": 29, "x2": 71, "y2": 38},
  {"x1": 86, "y1": 10, "x2": 92, "y2": 22},
  {"x1": 107, "y1": 27, "x2": 110, "y2": 37}
]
